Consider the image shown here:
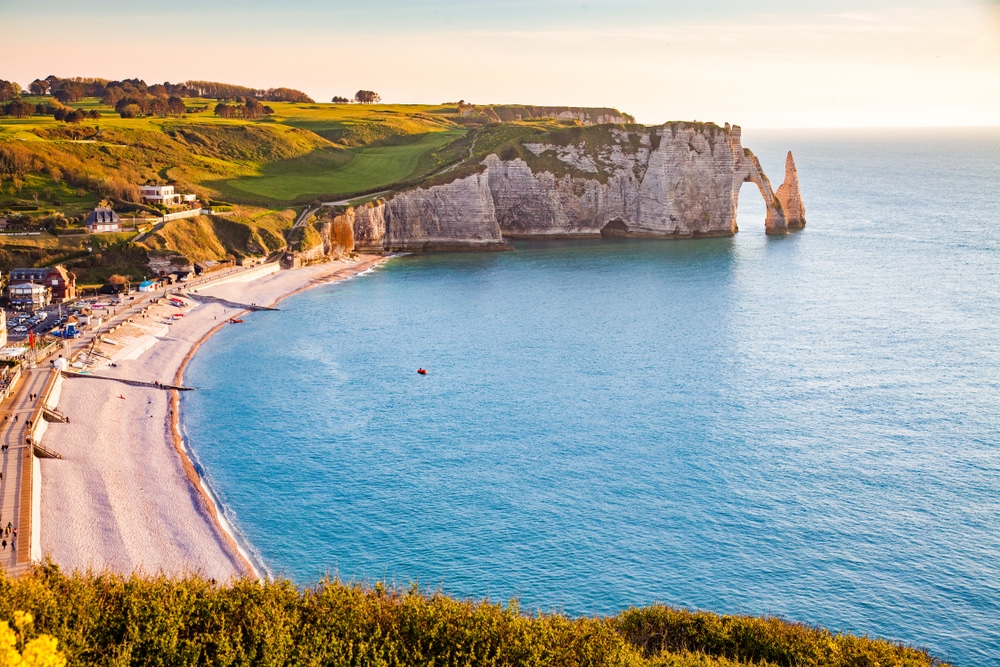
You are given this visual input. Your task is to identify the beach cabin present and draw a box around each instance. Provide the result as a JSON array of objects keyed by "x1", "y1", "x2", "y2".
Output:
[
  {"x1": 138, "y1": 279, "x2": 161, "y2": 293},
  {"x1": 84, "y1": 207, "x2": 123, "y2": 233}
]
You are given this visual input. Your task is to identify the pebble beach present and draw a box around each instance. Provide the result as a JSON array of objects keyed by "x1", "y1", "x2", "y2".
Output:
[{"x1": 37, "y1": 255, "x2": 388, "y2": 579}]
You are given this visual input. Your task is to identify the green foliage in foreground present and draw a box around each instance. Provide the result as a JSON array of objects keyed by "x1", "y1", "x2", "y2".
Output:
[{"x1": 0, "y1": 564, "x2": 946, "y2": 667}]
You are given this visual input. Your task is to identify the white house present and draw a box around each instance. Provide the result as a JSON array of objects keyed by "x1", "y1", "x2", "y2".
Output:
[
  {"x1": 138, "y1": 279, "x2": 162, "y2": 292},
  {"x1": 139, "y1": 184, "x2": 198, "y2": 207},
  {"x1": 84, "y1": 207, "x2": 123, "y2": 233}
]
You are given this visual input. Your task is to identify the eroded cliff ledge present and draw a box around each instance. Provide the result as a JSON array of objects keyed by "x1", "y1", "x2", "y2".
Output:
[{"x1": 346, "y1": 122, "x2": 804, "y2": 252}]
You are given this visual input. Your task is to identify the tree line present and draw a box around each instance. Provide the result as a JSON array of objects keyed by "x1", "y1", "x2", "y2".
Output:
[
  {"x1": 329, "y1": 91, "x2": 382, "y2": 104},
  {"x1": 8, "y1": 75, "x2": 314, "y2": 104},
  {"x1": 0, "y1": 99, "x2": 98, "y2": 122},
  {"x1": 213, "y1": 98, "x2": 274, "y2": 120}
]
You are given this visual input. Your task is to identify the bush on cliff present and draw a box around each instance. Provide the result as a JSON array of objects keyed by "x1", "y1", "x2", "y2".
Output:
[{"x1": 0, "y1": 564, "x2": 947, "y2": 667}]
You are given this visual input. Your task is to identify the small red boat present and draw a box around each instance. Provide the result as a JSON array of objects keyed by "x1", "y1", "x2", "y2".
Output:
[
  {"x1": 417, "y1": 368, "x2": 427, "y2": 375},
  {"x1": 229, "y1": 318, "x2": 244, "y2": 324}
]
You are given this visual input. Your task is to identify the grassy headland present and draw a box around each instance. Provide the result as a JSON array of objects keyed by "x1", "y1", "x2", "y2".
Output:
[
  {"x1": 0, "y1": 90, "x2": 644, "y2": 279},
  {"x1": 0, "y1": 564, "x2": 946, "y2": 667}
]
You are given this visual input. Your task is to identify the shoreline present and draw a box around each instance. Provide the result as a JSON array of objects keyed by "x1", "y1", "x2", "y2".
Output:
[
  {"x1": 169, "y1": 254, "x2": 391, "y2": 580},
  {"x1": 39, "y1": 255, "x2": 391, "y2": 579}
]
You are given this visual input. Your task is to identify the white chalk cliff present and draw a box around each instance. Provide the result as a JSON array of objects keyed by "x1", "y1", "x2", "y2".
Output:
[{"x1": 349, "y1": 122, "x2": 804, "y2": 252}]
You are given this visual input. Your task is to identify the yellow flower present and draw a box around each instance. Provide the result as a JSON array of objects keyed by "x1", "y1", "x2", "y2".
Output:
[
  {"x1": 0, "y1": 615, "x2": 66, "y2": 667},
  {"x1": 0, "y1": 621, "x2": 21, "y2": 666},
  {"x1": 20, "y1": 637, "x2": 66, "y2": 667}
]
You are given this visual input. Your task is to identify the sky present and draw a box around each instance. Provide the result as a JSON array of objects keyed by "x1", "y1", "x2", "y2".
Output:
[{"x1": 1, "y1": 0, "x2": 998, "y2": 127}]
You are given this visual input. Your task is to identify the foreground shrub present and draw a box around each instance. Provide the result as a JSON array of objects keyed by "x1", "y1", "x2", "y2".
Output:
[{"x1": 0, "y1": 563, "x2": 947, "y2": 667}]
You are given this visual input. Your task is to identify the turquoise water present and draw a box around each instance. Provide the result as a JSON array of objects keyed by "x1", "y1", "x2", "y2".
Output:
[{"x1": 183, "y1": 129, "x2": 1000, "y2": 665}]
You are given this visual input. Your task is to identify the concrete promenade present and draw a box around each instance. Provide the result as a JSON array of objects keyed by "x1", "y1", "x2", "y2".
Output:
[{"x1": 0, "y1": 367, "x2": 52, "y2": 576}]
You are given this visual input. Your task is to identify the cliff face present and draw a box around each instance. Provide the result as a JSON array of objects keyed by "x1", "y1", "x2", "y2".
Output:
[
  {"x1": 346, "y1": 204, "x2": 386, "y2": 253},
  {"x1": 383, "y1": 171, "x2": 507, "y2": 251},
  {"x1": 351, "y1": 122, "x2": 803, "y2": 251}
]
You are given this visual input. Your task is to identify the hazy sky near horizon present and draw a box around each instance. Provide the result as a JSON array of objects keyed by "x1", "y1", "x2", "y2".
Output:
[{"x1": 2, "y1": 0, "x2": 998, "y2": 127}]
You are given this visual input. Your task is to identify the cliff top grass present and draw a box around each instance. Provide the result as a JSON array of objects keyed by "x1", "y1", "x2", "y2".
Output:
[
  {"x1": 0, "y1": 98, "x2": 473, "y2": 208},
  {"x1": 0, "y1": 98, "x2": 646, "y2": 209},
  {"x1": 0, "y1": 564, "x2": 947, "y2": 667}
]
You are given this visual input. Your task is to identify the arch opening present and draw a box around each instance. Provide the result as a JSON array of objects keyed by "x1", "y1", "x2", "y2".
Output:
[{"x1": 600, "y1": 219, "x2": 630, "y2": 238}]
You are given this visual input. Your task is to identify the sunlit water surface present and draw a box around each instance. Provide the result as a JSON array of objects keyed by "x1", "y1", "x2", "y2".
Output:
[{"x1": 184, "y1": 129, "x2": 1000, "y2": 665}]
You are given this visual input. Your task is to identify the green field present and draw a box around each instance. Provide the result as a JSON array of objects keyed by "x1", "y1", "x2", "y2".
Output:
[
  {"x1": 1, "y1": 99, "x2": 474, "y2": 206},
  {"x1": 218, "y1": 129, "x2": 466, "y2": 202}
]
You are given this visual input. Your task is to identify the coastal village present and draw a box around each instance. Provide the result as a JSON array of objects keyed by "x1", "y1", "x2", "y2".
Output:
[
  {"x1": 0, "y1": 230, "x2": 381, "y2": 576},
  {"x1": 0, "y1": 178, "x2": 322, "y2": 577}
]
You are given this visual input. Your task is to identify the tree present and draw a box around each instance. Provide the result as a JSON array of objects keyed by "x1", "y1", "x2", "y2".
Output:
[
  {"x1": 331, "y1": 96, "x2": 350, "y2": 104},
  {"x1": 0, "y1": 80, "x2": 20, "y2": 102},
  {"x1": 118, "y1": 104, "x2": 142, "y2": 119},
  {"x1": 214, "y1": 102, "x2": 236, "y2": 118},
  {"x1": 167, "y1": 96, "x2": 186, "y2": 115},
  {"x1": 354, "y1": 90, "x2": 380, "y2": 104},
  {"x1": 5, "y1": 100, "x2": 35, "y2": 118},
  {"x1": 243, "y1": 97, "x2": 265, "y2": 119},
  {"x1": 148, "y1": 98, "x2": 169, "y2": 116},
  {"x1": 53, "y1": 80, "x2": 85, "y2": 103},
  {"x1": 29, "y1": 79, "x2": 49, "y2": 95},
  {"x1": 0, "y1": 143, "x2": 37, "y2": 182},
  {"x1": 263, "y1": 87, "x2": 313, "y2": 103}
]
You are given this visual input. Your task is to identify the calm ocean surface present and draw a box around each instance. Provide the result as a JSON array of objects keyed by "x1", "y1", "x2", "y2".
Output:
[{"x1": 182, "y1": 128, "x2": 1000, "y2": 666}]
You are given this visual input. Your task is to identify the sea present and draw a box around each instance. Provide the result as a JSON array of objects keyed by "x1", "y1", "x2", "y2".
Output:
[{"x1": 181, "y1": 128, "x2": 1000, "y2": 666}]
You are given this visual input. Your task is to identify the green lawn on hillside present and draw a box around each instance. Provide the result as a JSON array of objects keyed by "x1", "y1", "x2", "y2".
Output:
[
  {"x1": 217, "y1": 129, "x2": 466, "y2": 202},
  {"x1": 1, "y1": 99, "x2": 473, "y2": 206}
]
